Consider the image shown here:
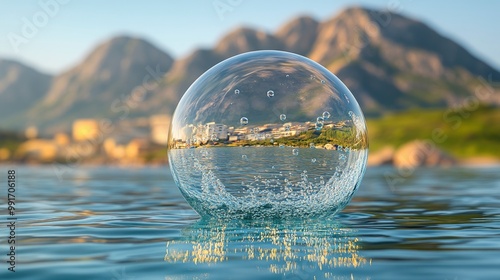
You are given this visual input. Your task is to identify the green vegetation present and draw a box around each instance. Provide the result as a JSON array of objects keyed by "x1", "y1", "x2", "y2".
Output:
[
  {"x1": 227, "y1": 126, "x2": 367, "y2": 149},
  {"x1": 0, "y1": 131, "x2": 25, "y2": 154},
  {"x1": 143, "y1": 146, "x2": 168, "y2": 163},
  {"x1": 275, "y1": 127, "x2": 366, "y2": 149},
  {"x1": 367, "y1": 105, "x2": 500, "y2": 159}
]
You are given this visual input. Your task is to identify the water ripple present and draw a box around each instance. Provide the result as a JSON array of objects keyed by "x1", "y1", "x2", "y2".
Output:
[{"x1": 0, "y1": 165, "x2": 498, "y2": 279}]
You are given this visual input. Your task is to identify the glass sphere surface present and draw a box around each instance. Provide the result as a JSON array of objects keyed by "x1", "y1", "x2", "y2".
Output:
[{"x1": 168, "y1": 50, "x2": 368, "y2": 219}]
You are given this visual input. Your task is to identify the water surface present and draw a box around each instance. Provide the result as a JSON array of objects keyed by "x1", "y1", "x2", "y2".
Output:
[
  {"x1": 169, "y1": 147, "x2": 367, "y2": 218},
  {"x1": 1, "y1": 165, "x2": 499, "y2": 279}
]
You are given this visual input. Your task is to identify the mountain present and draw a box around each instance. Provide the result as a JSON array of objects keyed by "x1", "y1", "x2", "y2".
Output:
[
  {"x1": 141, "y1": 49, "x2": 222, "y2": 115},
  {"x1": 7, "y1": 36, "x2": 174, "y2": 132},
  {"x1": 148, "y1": 28, "x2": 287, "y2": 115},
  {"x1": 275, "y1": 15, "x2": 319, "y2": 56},
  {"x1": 151, "y1": 7, "x2": 499, "y2": 119},
  {"x1": 308, "y1": 7, "x2": 500, "y2": 114},
  {"x1": 1, "y1": 6, "x2": 499, "y2": 133},
  {"x1": 214, "y1": 27, "x2": 285, "y2": 57},
  {"x1": 0, "y1": 59, "x2": 51, "y2": 126}
]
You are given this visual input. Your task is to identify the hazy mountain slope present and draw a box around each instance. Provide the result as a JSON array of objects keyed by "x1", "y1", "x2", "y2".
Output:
[
  {"x1": 155, "y1": 6, "x2": 499, "y2": 119},
  {"x1": 1, "y1": 7, "x2": 499, "y2": 133},
  {"x1": 0, "y1": 59, "x2": 51, "y2": 128},
  {"x1": 276, "y1": 15, "x2": 319, "y2": 56},
  {"x1": 309, "y1": 7, "x2": 499, "y2": 114},
  {"x1": 24, "y1": 36, "x2": 174, "y2": 132}
]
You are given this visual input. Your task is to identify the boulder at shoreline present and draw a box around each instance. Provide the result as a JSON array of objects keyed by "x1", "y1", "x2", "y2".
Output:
[
  {"x1": 368, "y1": 140, "x2": 458, "y2": 168},
  {"x1": 393, "y1": 140, "x2": 457, "y2": 168}
]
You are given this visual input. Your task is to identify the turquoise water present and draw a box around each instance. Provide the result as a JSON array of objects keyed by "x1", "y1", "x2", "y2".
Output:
[{"x1": 1, "y1": 165, "x2": 500, "y2": 279}]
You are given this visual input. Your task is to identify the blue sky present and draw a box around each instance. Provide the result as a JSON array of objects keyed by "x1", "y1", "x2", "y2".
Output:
[{"x1": 1, "y1": 0, "x2": 499, "y2": 74}]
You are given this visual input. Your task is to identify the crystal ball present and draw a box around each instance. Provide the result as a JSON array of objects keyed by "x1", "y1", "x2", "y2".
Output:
[{"x1": 168, "y1": 50, "x2": 368, "y2": 219}]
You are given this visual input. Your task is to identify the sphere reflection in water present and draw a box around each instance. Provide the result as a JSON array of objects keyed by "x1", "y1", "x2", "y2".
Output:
[
  {"x1": 164, "y1": 219, "x2": 368, "y2": 278},
  {"x1": 168, "y1": 50, "x2": 368, "y2": 219}
]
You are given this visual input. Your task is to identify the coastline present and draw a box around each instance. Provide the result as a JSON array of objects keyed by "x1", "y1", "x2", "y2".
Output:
[
  {"x1": 457, "y1": 156, "x2": 500, "y2": 167},
  {"x1": 2, "y1": 156, "x2": 499, "y2": 168}
]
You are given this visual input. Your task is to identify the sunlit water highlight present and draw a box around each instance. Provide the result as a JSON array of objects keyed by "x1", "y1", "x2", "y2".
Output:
[{"x1": 0, "y1": 165, "x2": 499, "y2": 279}]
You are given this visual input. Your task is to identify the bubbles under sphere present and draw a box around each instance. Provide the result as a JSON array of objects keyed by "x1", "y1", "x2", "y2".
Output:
[{"x1": 168, "y1": 50, "x2": 368, "y2": 219}]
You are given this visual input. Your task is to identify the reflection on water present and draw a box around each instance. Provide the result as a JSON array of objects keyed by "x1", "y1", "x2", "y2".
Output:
[
  {"x1": 1, "y1": 166, "x2": 499, "y2": 280},
  {"x1": 165, "y1": 219, "x2": 369, "y2": 278}
]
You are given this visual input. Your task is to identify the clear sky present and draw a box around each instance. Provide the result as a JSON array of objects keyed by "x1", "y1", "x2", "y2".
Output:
[{"x1": 1, "y1": 0, "x2": 499, "y2": 74}]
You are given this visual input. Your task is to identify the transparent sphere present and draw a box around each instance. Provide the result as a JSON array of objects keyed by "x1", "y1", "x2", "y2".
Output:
[{"x1": 168, "y1": 50, "x2": 368, "y2": 219}]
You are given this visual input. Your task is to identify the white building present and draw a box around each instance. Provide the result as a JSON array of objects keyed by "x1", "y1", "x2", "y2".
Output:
[{"x1": 205, "y1": 122, "x2": 228, "y2": 141}]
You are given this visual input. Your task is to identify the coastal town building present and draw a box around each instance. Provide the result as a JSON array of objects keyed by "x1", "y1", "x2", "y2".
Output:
[
  {"x1": 205, "y1": 122, "x2": 228, "y2": 141},
  {"x1": 72, "y1": 119, "x2": 100, "y2": 141},
  {"x1": 150, "y1": 115, "x2": 170, "y2": 145}
]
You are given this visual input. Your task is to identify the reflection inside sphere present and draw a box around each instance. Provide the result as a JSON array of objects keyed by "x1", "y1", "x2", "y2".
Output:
[{"x1": 168, "y1": 50, "x2": 368, "y2": 219}]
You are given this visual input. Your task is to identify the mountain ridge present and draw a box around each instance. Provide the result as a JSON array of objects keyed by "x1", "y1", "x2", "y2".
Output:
[
  {"x1": 0, "y1": 59, "x2": 52, "y2": 124},
  {"x1": 1, "y1": 6, "x2": 499, "y2": 133},
  {"x1": 5, "y1": 35, "x2": 175, "y2": 132}
]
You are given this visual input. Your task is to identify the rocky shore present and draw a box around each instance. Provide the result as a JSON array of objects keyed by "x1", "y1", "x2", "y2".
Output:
[{"x1": 368, "y1": 140, "x2": 499, "y2": 167}]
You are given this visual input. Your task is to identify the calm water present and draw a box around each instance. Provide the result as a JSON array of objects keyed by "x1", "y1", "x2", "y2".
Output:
[{"x1": 1, "y1": 165, "x2": 499, "y2": 279}]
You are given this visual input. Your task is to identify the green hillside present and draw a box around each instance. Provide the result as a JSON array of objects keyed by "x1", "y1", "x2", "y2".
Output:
[
  {"x1": 0, "y1": 131, "x2": 25, "y2": 153},
  {"x1": 367, "y1": 105, "x2": 500, "y2": 159}
]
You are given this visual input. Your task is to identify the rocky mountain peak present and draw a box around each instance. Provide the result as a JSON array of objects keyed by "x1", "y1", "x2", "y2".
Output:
[
  {"x1": 214, "y1": 27, "x2": 284, "y2": 57},
  {"x1": 275, "y1": 15, "x2": 319, "y2": 56},
  {"x1": 24, "y1": 35, "x2": 175, "y2": 132},
  {"x1": 77, "y1": 35, "x2": 173, "y2": 79}
]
